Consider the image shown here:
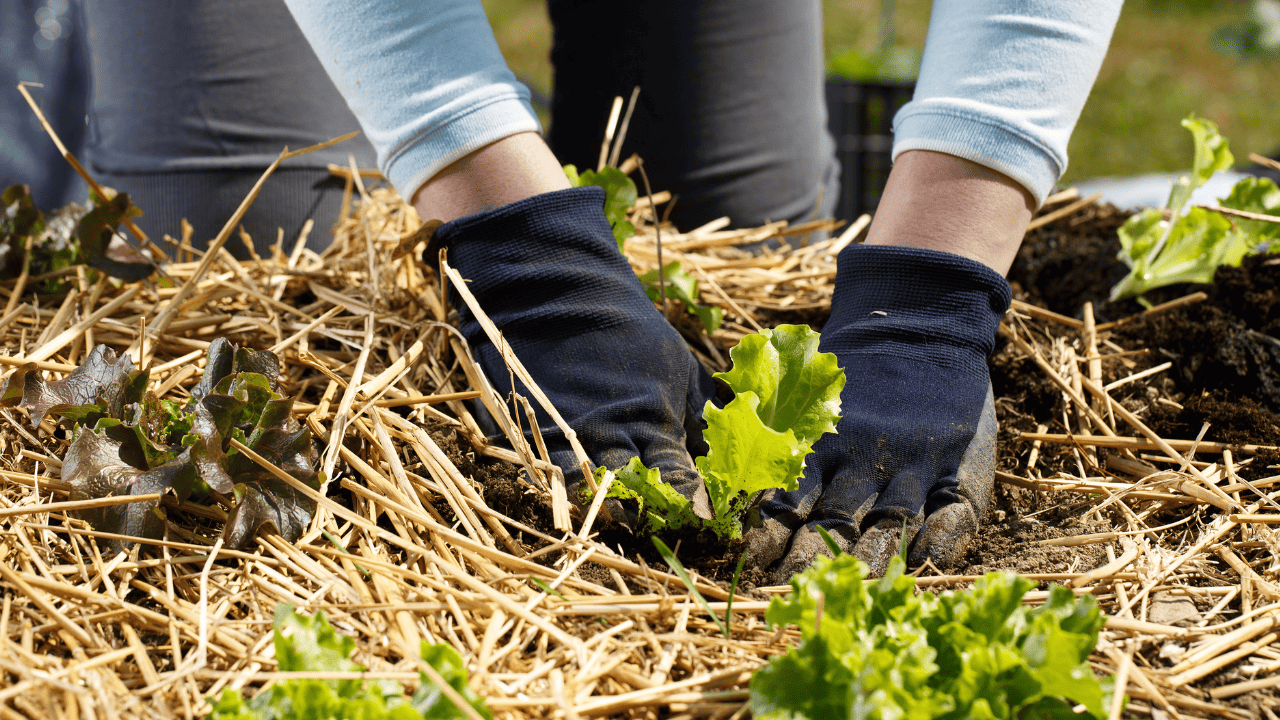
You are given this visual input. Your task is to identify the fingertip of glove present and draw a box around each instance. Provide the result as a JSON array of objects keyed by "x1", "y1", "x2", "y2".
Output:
[{"x1": 907, "y1": 502, "x2": 979, "y2": 570}]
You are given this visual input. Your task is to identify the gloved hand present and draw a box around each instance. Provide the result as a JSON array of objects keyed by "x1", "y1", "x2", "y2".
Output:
[
  {"x1": 744, "y1": 244, "x2": 1009, "y2": 581},
  {"x1": 435, "y1": 186, "x2": 717, "y2": 514}
]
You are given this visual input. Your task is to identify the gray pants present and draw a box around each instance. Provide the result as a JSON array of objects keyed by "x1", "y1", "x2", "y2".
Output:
[
  {"x1": 79, "y1": 0, "x2": 377, "y2": 257},
  {"x1": 30, "y1": 0, "x2": 838, "y2": 254},
  {"x1": 0, "y1": 0, "x2": 89, "y2": 209},
  {"x1": 547, "y1": 0, "x2": 838, "y2": 231}
]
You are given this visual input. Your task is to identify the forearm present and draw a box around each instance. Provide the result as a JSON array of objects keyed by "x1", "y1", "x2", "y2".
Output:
[
  {"x1": 282, "y1": 0, "x2": 542, "y2": 204},
  {"x1": 864, "y1": 150, "x2": 1033, "y2": 275},
  {"x1": 412, "y1": 132, "x2": 571, "y2": 222},
  {"x1": 874, "y1": 0, "x2": 1122, "y2": 273},
  {"x1": 892, "y1": 0, "x2": 1122, "y2": 205}
]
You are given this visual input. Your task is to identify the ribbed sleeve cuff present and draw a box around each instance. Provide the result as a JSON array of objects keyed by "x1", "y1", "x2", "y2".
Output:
[
  {"x1": 892, "y1": 108, "x2": 1062, "y2": 207},
  {"x1": 384, "y1": 93, "x2": 540, "y2": 201}
]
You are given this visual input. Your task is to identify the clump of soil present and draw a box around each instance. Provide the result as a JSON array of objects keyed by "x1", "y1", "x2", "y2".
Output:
[
  {"x1": 1114, "y1": 257, "x2": 1280, "y2": 414},
  {"x1": 1008, "y1": 203, "x2": 1133, "y2": 319},
  {"x1": 958, "y1": 488, "x2": 1110, "y2": 577}
]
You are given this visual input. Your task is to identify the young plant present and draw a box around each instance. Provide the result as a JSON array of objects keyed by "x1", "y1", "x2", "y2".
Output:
[
  {"x1": 0, "y1": 338, "x2": 320, "y2": 549},
  {"x1": 1, "y1": 184, "x2": 154, "y2": 287},
  {"x1": 564, "y1": 164, "x2": 637, "y2": 251},
  {"x1": 750, "y1": 554, "x2": 1116, "y2": 720},
  {"x1": 1111, "y1": 114, "x2": 1280, "y2": 303},
  {"x1": 590, "y1": 324, "x2": 844, "y2": 539},
  {"x1": 209, "y1": 604, "x2": 491, "y2": 720},
  {"x1": 639, "y1": 261, "x2": 724, "y2": 336}
]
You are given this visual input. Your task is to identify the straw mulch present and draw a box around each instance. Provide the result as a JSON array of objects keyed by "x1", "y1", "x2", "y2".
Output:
[{"x1": 0, "y1": 146, "x2": 1278, "y2": 719}]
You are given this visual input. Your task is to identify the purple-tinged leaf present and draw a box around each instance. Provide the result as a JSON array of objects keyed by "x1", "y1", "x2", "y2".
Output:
[
  {"x1": 74, "y1": 192, "x2": 154, "y2": 282},
  {"x1": 183, "y1": 398, "x2": 237, "y2": 495},
  {"x1": 0, "y1": 363, "x2": 37, "y2": 407},
  {"x1": 101, "y1": 419, "x2": 177, "y2": 472},
  {"x1": 216, "y1": 372, "x2": 275, "y2": 426},
  {"x1": 223, "y1": 415, "x2": 319, "y2": 548},
  {"x1": 63, "y1": 427, "x2": 190, "y2": 549},
  {"x1": 225, "y1": 473, "x2": 317, "y2": 548},
  {"x1": 189, "y1": 338, "x2": 235, "y2": 407},
  {"x1": 233, "y1": 346, "x2": 279, "y2": 389},
  {"x1": 5, "y1": 345, "x2": 144, "y2": 425}
]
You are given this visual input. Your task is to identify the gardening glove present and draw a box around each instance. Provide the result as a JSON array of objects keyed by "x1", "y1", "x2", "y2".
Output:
[
  {"x1": 745, "y1": 244, "x2": 1008, "y2": 581},
  {"x1": 435, "y1": 186, "x2": 717, "y2": 517}
]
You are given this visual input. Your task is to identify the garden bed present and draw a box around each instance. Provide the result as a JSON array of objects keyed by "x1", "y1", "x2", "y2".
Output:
[{"x1": 1, "y1": 160, "x2": 1278, "y2": 718}]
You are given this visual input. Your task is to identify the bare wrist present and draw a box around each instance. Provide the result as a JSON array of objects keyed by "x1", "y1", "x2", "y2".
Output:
[
  {"x1": 411, "y1": 132, "x2": 572, "y2": 222},
  {"x1": 863, "y1": 150, "x2": 1036, "y2": 276}
]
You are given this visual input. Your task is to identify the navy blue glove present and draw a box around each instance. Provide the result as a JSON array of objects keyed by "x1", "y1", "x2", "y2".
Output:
[
  {"x1": 746, "y1": 244, "x2": 1009, "y2": 579},
  {"x1": 436, "y1": 187, "x2": 717, "y2": 512}
]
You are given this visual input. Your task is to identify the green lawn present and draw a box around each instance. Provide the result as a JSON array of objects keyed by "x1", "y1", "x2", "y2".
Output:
[{"x1": 480, "y1": 0, "x2": 1280, "y2": 186}]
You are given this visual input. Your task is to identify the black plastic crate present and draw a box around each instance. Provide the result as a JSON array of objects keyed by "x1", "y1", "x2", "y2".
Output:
[{"x1": 825, "y1": 79, "x2": 915, "y2": 222}]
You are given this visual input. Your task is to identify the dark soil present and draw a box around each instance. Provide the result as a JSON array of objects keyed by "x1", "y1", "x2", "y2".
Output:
[
  {"x1": 972, "y1": 205, "x2": 1280, "y2": 577},
  {"x1": 1008, "y1": 202, "x2": 1135, "y2": 321}
]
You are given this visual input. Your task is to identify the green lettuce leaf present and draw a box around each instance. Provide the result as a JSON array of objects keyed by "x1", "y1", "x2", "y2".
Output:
[
  {"x1": 696, "y1": 392, "x2": 812, "y2": 539},
  {"x1": 564, "y1": 165, "x2": 637, "y2": 251},
  {"x1": 1111, "y1": 114, "x2": 1277, "y2": 303},
  {"x1": 583, "y1": 324, "x2": 843, "y2": 540},
  {"x1": 1112, "y1": 206, "x2": 1241, "y2": 300},
  {"x1": 638, "y1": 261, "x2": 725, "y2": 335},
  {"x1": 1219, "y1": 175, "x2": 1280, "y2": 246},
  {"x1": 714, "y1": 325, "x2": 844, "y2": 444},
  {"x1": 210, "y1": 604, "x2": 491, "y2": 720},
  {"x1": 411, "y1": 643, "x2": 492, "y2": 719},
  {"x1": 751, "y1": 555, "x2": 1114, "y2": 720},
  {"x1": 593, "y1": 457, "x2": 702, "y2": 535},
  {"x1": 1167, "y1": 114, "x2": 1234, "y2": 214}
]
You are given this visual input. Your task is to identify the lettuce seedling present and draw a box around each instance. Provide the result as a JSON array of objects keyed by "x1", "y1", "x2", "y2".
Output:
[
  {"x1": 1, "y1": 184, "x2": 153, "y2": 287},
  {"x1": 1112, "y1": 114, "x2": 1280, "y2": 303},
  {"x1": 0, "y1": 338, "x2": 320, "y2": 549},
  {"x1": 209, "y1": 604, "x2": 491, "y2": 720},
  {"x1": 639, "y1": 261, "x2": 725, "y2": 336},
  {"x1": 564, "y1": 164, "x2": 637, "y2": 251},
  {"x1": 590, "y1": 324, "x2": 844, "y2": 539},
  {"x1": 751, "y1": 554, "x2": 1115, "y2": 720}
]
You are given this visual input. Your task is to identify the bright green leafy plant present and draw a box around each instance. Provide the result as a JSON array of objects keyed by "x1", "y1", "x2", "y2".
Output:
[
  {"x1": 209, "y1": 604, "x2": 491, "y2": 720},
  {"x1": 638, "y1": 261, "x2": 724, "y2": 335},
  {"x1": 564, "y1": 164, "x2": 638, "y2": 251},
  {"x1": 1111, "y1": 114, "x2": 1280, "y2": 303},
  {"x1": 590, "y1": 324, "x2": 844, "y2": 539},
  {"x1": 0, "y1": 338, "x2": 320, "y2": 549},
  {"x1": 750, "y1": 554, "x2": 1115, "y2": 720}
]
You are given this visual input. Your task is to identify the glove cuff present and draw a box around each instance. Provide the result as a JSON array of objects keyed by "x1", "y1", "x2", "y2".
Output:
[
  {"x1": 423, "y1": 185, "x2": 613, "y2": 271},
  {"x1": 433, "y1": 185, "x2": 608, "y2": 248},
  {"x1": 826, "y1": 244, "x2": 1011, "y2": 373}
]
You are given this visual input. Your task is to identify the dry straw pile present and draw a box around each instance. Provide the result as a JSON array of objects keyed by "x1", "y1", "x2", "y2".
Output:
[{"x1": 2, "y1": 114, "x2": 1280, "y2": 717}]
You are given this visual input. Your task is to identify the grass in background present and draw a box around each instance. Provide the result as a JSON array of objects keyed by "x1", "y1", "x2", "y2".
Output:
[{"x1": 480, "y1": 0, "x2": 1280, "y2": 186}]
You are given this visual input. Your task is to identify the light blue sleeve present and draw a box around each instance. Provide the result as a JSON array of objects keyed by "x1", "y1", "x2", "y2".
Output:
[
  {"x1": 893, "y1": 0, "x2": 1123, "y2": 205},
  {"x1": 282, "y1": 0, "x2": 539, "y2": 201}
]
